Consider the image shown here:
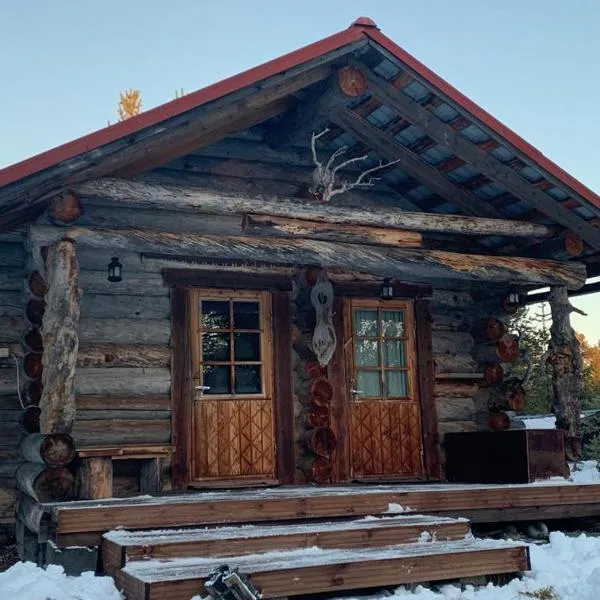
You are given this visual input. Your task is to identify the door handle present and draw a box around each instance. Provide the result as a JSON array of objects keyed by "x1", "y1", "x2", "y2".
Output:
[
  {"x1": 350, "y1": 389, "x2": 364, "y2": 395},
  {"x1": 195, "y1": 385, "x2": 211, "y2": 391}
]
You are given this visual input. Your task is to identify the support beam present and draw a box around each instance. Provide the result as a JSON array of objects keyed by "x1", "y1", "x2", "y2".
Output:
[
  {"x1": 547, "y1": 286, "x2": 584, "y2": 460},
  {"x1": 75, "y1": 178, "x2": 554, "y2": 238},
  {"x1": 242, "y1": 214, "x2": 423, "y2": 247},
  {"x1": 30, "y1": 225, "x2": 586, "y2": 288},
  {"x1": 354, "y1": 61, "x2": 600, "y2": 250},
  {"x1": 40, "y1": 240, "x2": 81, "y2": 434},
  {"x1": 331, "y1": 108, "x2": 504, "y2": 218}
]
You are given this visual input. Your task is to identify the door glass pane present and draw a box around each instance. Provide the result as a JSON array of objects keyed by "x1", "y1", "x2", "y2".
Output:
[
  {"x1": 235, "y1": 365, "x2": 262, "y2": 394},
  {"x1": 354, "y1": 309, "x2": 378, "y2": 337},
  {"x1": 355, "y1": 339, "x2": 380, "y2": 366},
  {"x1": 201, "y1": 300, "x2": 230, "y2": 329},
  {"x1": 203, "y1": 365, "x2": 231, "y2": 394},
  {"x1": 385, "y1": 370, "x2": 408, "y2": 397},
  {"x1": 381, "y1": 310, "x2": 404, "y2": 338},
  {"x1": 357, "y1": 370, "x2": 381, "y2": 397},
  {"x1": 234, "y1": 332, "x2": 261, "y2": 361},
  {"x1": 233, "y1": 301, "x2": 260, "y2": 330},
  {"x1": 384, "y1": 340, "x2": 407, "y2": 367},
  {"x1": 202, "y1": 333, "x2": 230, "y2": 361}
]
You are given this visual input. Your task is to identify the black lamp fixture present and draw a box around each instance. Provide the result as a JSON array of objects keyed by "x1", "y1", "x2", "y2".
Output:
[
  {"x1": 107, "y1": 257, "x2": 123, "y2": 283},
  {"x1": 380, "y1": 277, "x2": 394, "y2": 300},
  {"x1": 501, "y1": 290, "x2": 524, "y2": 313}
]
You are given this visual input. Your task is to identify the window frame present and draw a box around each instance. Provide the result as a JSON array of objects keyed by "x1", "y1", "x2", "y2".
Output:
[
  {"x1": 190, "y1": 288, "x2": 273, "y2": 401},
  {"x1": 346, "y1": 298, "x2": 418, "y2": 402}
]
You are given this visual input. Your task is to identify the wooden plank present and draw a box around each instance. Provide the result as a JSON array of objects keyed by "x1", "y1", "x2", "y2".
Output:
[
  {"x1": 120, "y1": 544, "x2": 529, "y2": 600},
  {"x1": 170, "y1": 286, "x2": 191, "y2": 489},
  {"x1": 74, "y1": 367, "x2": 171, "y2": 396},
  {"x1": 76, "y1": 445, "x2": 172, "y2": 458},
  {"x1": 356, "y1": 61, "x2": 600, "y2": 250},
  {"x1": 332, "y1": 108, "x2": 503, "y2": 219},
  {"x1": 79, "y1": 318, "x2": 170, "y2": 345},
  {"x1": 415, "y1": 299, "x2": 442, "y2": 480},
  {"x1": 271, "y1": 291, "x2": 295, "y2": 484},
  {"x1": 72, "y1": 419, "x2": 171, "y2": 446},
  {"x1": 76, "y1": 395, "x2": 171, "y2": 411},
  {"x1": 75, "y1": 178, "x2": 554, "y2": 238},
  {"x1": 77, "y1": 344, "x2": 170, "y2": 368},
  {"x1": 102, "y1": 515, "x2": 470, "y2": 575},
  {"x1": 30, "y1": 225, "x2": 586, "y2": 288},
  {"x1": 76, "y1": 410, "x2": 170, "y2": 421}
]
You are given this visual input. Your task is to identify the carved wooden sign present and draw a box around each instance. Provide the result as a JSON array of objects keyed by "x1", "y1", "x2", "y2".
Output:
[{"x1": 311, "y1": 271, "x2": 336, "y2": 367}]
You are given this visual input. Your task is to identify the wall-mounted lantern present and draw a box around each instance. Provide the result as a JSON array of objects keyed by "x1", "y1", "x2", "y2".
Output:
[
  {"x1": 380, "y1": 278, "x2": 394, "y2": 300},
  {"x1": 107, "y1": 257, "x2": 123, "y2": 283},
  {"x1": 501, "y1": 291, "x2": 524, "y2": 313}
]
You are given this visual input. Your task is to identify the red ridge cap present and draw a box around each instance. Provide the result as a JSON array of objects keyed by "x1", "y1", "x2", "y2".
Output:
[
  {"x1": 351, "y1": 17, "x2": 379, "y2": 29},
  {"x1": 0, "y1": 25, "x2": 366, "y2": 190},
  {"x1": 363, "y1": 27, "x2": 600, "y2": 210}
]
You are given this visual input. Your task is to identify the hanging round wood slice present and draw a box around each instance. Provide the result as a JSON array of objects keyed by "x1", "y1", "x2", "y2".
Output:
[
  {"x1": 20, "y1": 406, "x2": 41, "y2": 434},
  {"x1": 23, "y1": 353, "x2": 43, "y2": 380},
  {"x1": 337, "y1": 66, "x2": 368, "y2": 97},
  {"x1": 311, "y1": 379, "x2": 333, "y2": 406},
  {"x1": 26, "y1": 299, "x2": 45, "y2": 326},
  {"x1": 23, "y1": 328, "x2": 43, "y2": 354},
  {"x1": 496, "y1": 333, "x2": 520, "y2": 362},
  {"x1": 305, "y1": 358, "x2": 326, "y2": 380},
  {"x1": 28, "y1": 271, "x2": 47, "y2": 298},
  {"x1": 486, "y1": 318, "x2": 506, "y2": 341},
  {"x1": 483, "y1": 363, "x2": 504, "y2": 385},
  {"x1": 48, "y1": 191, "x2": 83, "y2": 225},
  {"x1": 489, "y1": 411, "x2": 510, "y2": 431},
  {"x1": 564, "y1": 231, "x2": 584, "y2": 256},
  {"x1": 307, "y1": 404, "x2": 330, "y2": 428},
  {"x1": 297, "y1": 456, "x2": 332, "y2": 483},
  {"x1": 506, "y1": 383, "x2": 526, "y2": 412},
  {"x1": 301, "y1": 427, "x2": 337, "y2": 457}
]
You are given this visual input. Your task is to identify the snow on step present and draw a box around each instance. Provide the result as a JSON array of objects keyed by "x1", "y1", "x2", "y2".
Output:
[
  {"x1": 118, "y1": 538, "x2": 530, "y2": 600},
  {"x1": 102, "y1": 514, "x2": 471, "y2": 576}
]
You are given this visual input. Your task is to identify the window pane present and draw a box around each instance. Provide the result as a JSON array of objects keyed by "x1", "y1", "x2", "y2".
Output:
[
  {"x1": 233, "y1": 301, "x2": 260, "y2": 330},
  {"x1": 234, "y1": 332, "x2": 261, "y2": 361},
  {"x1": 235, "y1": 365, "x2": 262, "y2": 394},
  {"x1": 357, "y1": 370, "x2": 381, "y2": 397},
  {"x1": 203, "y1": 365, "x2": 231, "y2": 394},
  {"x1": 355, "y1": 339, "x2": 380, "y2": 366},
  {"x1": 385, "y1": 370, "x2": 408, "y2": 397},
  {"x1": 202, "y1": 333, "x2": 230, "y2": 361},
  {"x1": 381, "y1": 310, "x2": 404, "y2": 338},
  {"x1": 384, "y1": 340, "x2": 407, "y2": 367},
  {"x1": 354, "y1": 309, "x2": 378, "y2": 337},
  {"x1": 201, "y1": 300, "x2": 230, "y2": 329}
]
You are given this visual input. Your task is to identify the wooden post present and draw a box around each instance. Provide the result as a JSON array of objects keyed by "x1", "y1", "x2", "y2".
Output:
[
  {"x1": 547, "y1": 286, "x2": 584, "y2": 460},
  {"x1": 40, "y1": 240, "x2": 81, "y2": 434},
  {"x1": 77, "y1": 457, "x2": 113, "y2": 500}
]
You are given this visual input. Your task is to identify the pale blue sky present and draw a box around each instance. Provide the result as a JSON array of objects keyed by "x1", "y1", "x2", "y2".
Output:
[{"x1": 1, "y1": 0, "x2": 599, "y2": 339}]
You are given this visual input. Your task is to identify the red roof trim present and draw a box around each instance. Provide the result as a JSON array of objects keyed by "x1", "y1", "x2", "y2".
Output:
[
  {"x1": 364, "y1": 28, "x2": 600, "y2": 210},
  {"x1": 0, "y1": 25, "x2": 366, "y2": 189}
]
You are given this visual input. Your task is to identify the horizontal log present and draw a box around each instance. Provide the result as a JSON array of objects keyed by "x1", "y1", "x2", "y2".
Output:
[
  {"x1": 0, "y1": 457, "x2": 23, "y2": 479},
  {"x1": 16, "y1": 463, "x2": 75, "y2": 502},
  {"x1": 76, "y1": 410, "x2": 171, "y2": 421},
  {"x1": 20, "y1": 433, "x2": 76, "y2": 467},
  {"x1": 437, "y1": 420, "x2": 478, "y2": 436},
  {"x1": 77, "y1": 249, "x2": 149, "y2": 273},
  {"x1": 300, "y1": 427, "x2": 336, "y2": 458},
  {"x1": 76, "y1": 178, "x2": 555, "y2": 238},
  {"x1": 30, "y1": 225, "x2": 587, "y2": 288},
  {"x1": 435, "y1": 382, "x2": 480, "y2": 398},
  {"x1": 0, "y1": 368, "x2": 21, "y2": 396},
  {"x1": 16, "y1": 494, "x2": 47, "y2": 534},
  {"x1": 0, "y1": 423, "x2": 22, "y2": 450},
  {"x1": 0, "y1": 243, "x2": 25, "y2": 267},
  {"x1": 0, "y1": 316, "x2": 25, "y2": 343},
  {"x1": 72, "y1": 419, "x2": 171, "y2": 446},
  {"x1": 79, "y1": 318, "x2": 171, "y2": 345},
  {"x1": 436, "y1": 397, "x2": 477, "y2": 422},
  {"x1": 430, "y1": 311, "x2": 473, "y2": 333},
  {"x1": 0, "y1": 267, "x2": 26, "y2": 291},
  {"x1": 77, "y1": 344, "x2": 170, "y2": 368},
  {"x1": 76, "y1": 395, "x2": 171, "y2": 411},
  {"x1": 0, "y1": 291, "x2": 23, "y2": 317},
  {"x1": 432, "y1": 332, "x2": 474, "y2": 355},
  {"x1": 79, "y1": 270, "x2": 169, "y2": 296},
  {"x1": 81, "y1": 294, "x2": 170, "y2": 319},
  {"x1": 242, "y1": 214, "x2": 423, "y2": 248},
  {"x1": 431, "y1": 290, "x2": 473, "y2": 309},
  {"x1": 74, "y1": 367, "x2": 171, "y2": 396},
  {"x1": 297, "y1": 455, "x2": 332, "y2": 483}
]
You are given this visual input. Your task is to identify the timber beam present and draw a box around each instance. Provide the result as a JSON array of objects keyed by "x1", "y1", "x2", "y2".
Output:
[
  {"x1": 351, "y1": 60, "x2": 600, "y2": 250},
  {"x1": 75, "y1": 178, "x2": 554, "y2": 238},
  {"x1": 29, "y1": 225, "x2": 587, "y2": 288}
]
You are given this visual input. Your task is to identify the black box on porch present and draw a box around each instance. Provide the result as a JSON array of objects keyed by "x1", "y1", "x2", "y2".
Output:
[{"x1": 444, "y1": 430, "x2": 569, "y2": 484}]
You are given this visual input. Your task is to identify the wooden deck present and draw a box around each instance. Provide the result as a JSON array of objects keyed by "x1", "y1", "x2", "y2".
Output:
[{"x1": 42, "y1": 480, "x2": 600, "y2": 546}]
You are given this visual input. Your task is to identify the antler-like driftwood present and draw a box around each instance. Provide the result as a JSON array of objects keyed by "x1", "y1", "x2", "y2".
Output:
[{"x1": 309, "y1": 128, "x2": 403, "y2": 202}]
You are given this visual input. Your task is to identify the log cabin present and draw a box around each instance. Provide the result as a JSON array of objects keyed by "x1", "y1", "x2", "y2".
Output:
[{"x1": 0, "y1": 16, "x2": 599, "y2": 597}]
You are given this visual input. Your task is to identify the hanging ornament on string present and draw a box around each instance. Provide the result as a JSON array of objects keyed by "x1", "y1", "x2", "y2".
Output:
[{"x1": 311, "y1": 270, "x2": 336, "y2": 367}]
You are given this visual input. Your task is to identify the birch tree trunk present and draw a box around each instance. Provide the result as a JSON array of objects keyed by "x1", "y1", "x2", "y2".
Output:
[
  {"x1": 40, "y1": 240, "x2": 81, "y2": 434},
  {"x1": 547, "y1": 286, "x2": 584, "y2": 460}
]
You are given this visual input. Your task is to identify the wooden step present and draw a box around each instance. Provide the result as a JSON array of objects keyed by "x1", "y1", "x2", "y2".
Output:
[
  {"x1": 102, "y1": 514, "x2": 470, "y2": 576},
  {"x1": 118, "y1": 539, "x2": 530, "y2": 600}
]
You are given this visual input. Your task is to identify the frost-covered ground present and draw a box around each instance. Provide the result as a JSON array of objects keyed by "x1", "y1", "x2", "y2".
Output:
[{"x1": 2, "y1": 462, "x2": 600, "y2": 600}]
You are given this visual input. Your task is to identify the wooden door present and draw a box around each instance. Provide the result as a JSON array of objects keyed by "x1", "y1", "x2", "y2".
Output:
[
  {"x1": 345, "y1": 298, "x2": 425, "y2": 480},
  {"x1": 189, "y1": 289, "x2": 276, "y2": 484}
]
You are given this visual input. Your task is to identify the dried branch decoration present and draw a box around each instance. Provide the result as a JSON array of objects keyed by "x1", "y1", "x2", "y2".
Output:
[
  {"x1": 117, "y1": 89, "x2": 142, "y2": 121},
  {"x1": 309, "y1": 128, "x2": 403, "y2": 202}
]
